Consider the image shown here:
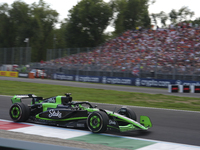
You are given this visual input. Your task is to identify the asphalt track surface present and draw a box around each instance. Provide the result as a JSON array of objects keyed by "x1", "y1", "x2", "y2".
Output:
[{"x1": 1, "y1": 76, "x2": 200, "y2": 147}]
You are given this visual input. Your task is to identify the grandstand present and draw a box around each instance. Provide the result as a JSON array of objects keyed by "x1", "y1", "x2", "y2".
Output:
[
  {"x1": 37, "y1": 24, "x2": 200, "y2": 81},
  {"x1": 1, "y1": 24, "x2": 200, "y2": 81}
]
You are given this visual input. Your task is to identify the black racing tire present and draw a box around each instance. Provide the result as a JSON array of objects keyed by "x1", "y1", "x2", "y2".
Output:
[
  {"x1": 87, "y1": 111, "x2": 109, "y2": 133},
  {"x1": 117, "y1": 107, "x2": 137, "y2": 121},
  {"x1": 9, "y1": 102, "x2": 30, "y2": 122}
]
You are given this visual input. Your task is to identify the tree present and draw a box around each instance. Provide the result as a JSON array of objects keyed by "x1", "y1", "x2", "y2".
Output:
[
  {"x1": 191, "y1": 17, "x2": 200, "y2": 27},
  {"x1": 9, "y1": 1, "x2": 33, "y2": 47},
  {"x1": 112, "y1": 0, "x2": 151, "y2": 35},
  {"x1": 110, "y1": 0, "x2": 127, "y2": 35},
  {"x1": 177, "y1": 6, "x2": 194, "y2": 22},
  {"x1": 151, "y1": 13, "x2": 159, "y2": 28},
  {"x1": 151, "y1": 11, "x2": 168, "y2": 28},
  {"x1": 54, "y1": 20, "x2": 67, "y2": 49},
  {"x1": 158, "y1": 11, "x2": 168, "y2": 28},
  {"x1": 0, "y1": 0, "x2": 59, "y2": 62},
  {"x1": 169, "y1": 9, "x2": 178, "y2": 25},
  {"x1": 65, "y1": 0, "x2": 113, "y2": 48},
  {"x1": 30, "y1": 0, "x2": 59, "y2": 61},
  {"x1": 0, "y1": 3, "x2": 16, "y2": 47},
  {"x1": 169, "y1": 6, "x2": 194, "y2": 25}
]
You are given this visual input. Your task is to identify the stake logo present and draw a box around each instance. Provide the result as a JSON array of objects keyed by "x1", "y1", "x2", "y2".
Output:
[
  {"x1": 49, "y1": 109, "x2": 62, "y2": 118},
  {"x1": 109, "y1": 120, "x2": 116, "y2": 125}
]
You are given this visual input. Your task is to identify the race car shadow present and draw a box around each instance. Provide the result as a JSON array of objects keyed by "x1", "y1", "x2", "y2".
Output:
[
  {"x1": 27, "y1": 120, "x2": 152, "y2": 137},
  {"x1": 107, "y1": 130, "x2": 152, "y2": 137}
]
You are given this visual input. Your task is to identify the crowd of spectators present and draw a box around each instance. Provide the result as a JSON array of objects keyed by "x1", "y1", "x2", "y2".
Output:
[{"x1": 42, "y1": 23, "x2": 200, "y2": 76}]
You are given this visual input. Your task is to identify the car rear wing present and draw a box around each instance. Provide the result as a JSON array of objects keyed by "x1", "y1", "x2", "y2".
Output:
[{"x1": 11, "y1": 94, "x2": 37, "y2": 104}]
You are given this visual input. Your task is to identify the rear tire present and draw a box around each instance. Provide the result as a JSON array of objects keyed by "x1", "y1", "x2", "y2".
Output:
[
  {"x1": 9, "y1": 102, "x2": 30, "y2": 122},
  {"x1": 87, "y1": 111, "x2": 109, "y2": 133}
]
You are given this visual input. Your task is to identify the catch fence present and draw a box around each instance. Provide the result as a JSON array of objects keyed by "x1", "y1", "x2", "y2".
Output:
[
  {"x1": 37, "y1": 46, "x2": 200, "y2": 81},
  {"x1": 1, "y1": 45, "x2": 200, "y2": 81},
  {"x1": 0, "y1": 47, "x2": 31, "y2": 65}
]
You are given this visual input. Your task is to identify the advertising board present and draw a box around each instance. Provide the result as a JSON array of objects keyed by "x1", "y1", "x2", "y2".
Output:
[
  {"x1": 0, "y1": 71, "x2": 18, "y2": 77},
  {"x1": 52, "y1": 73, "x2": 200, "y2": 88}
]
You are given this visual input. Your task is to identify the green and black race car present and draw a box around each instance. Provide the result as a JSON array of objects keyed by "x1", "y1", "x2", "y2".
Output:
[{"x1": 9, "y1": 93, "x2": 152, "y2": 133}]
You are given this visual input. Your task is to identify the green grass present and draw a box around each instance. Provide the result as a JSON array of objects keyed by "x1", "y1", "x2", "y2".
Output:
[{"x1": 0, "y1": 80, "x2": 200, "y2": 111}]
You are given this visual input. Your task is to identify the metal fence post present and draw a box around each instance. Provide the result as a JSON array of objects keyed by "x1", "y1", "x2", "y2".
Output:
[
  {"x1": 29, "y1": 47, "x2": 31, "y2": 63},
  {"x1": 111, "y1": 48, "x2": 113, "y2": 77},
  {"x1": 25, "y1": 47, "x2": 28, "y2": 65},
  {"x1": 192, "y1": 47, "x2": 195, "y2": 81},
  {"x1": 20, "y1": 47, "x2": 23, "y2": 65},
  {"x1": 77, "y1": 48, "x2": 80, "y2": 76},
  {"x1": 59, "y1": 49, "x2": 61, "y2": 58},
  {"x1": 4, "y1": 48, "x2": 6, "y2": 64},
  {"x1": 87, "y1": 47, "x2": 89, "y2": 76},
  {"x1": 155, "y1": 42, "x2": 158, "y2": 79},
  {"x1": 0, "y1": 48, "x2": 2, "y2": 65},
  {"x1": 12, "y1": 47, "x2": 14, "y2": 64},
  {"x1": 173, "y1": 39, "x2": 177, "y2": 80},
  {"x1": 46, "y1": 49, "x2": 49, "y2": 61}
]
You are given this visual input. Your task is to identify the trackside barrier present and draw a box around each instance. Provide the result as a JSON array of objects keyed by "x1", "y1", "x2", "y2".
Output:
[
  {"x1": 183, "y1": 85, "x2": 190, "y2": 93},
  {"x1": 0, "y1": 71, "x2": 18, "y2": 77},
  {"x1": 36, "y1": 71, "x2": 39, "y2": 78},
  {"x1": 168, "y1": 84, "x2": 200, "y2": 93},
  {"x1": 41, "y1": 73, "x2": 44, "y2": 79},
  {"x1": 194, "y1": 86, "x2": 200, "y2": 93},
  {"x1": 190, "y1": 85, "x2": 200, "y2": 93},
  {"x1": 168, "y1": 85, "x2": 179, "y2": 93},
  {"x1": 28, "y1": 73, "x2": 34, "y2": 79},
  {"x1": 179, "y1": 85, "x2": 190, "y2": 93}
]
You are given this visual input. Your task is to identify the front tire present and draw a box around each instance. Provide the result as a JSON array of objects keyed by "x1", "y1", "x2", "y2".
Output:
[
  {"x1": 87, "y1": 111, "x2": 109, "y2": 133},
  {"x1": 9, "y1": 102, "x2": 30, "y2": 122},
  {"x1": 117, "y1": 107, "x2": 137, "y2": 126},
  {"x1": 117, "y1": 106, "x2": 137, "y2": 121}
]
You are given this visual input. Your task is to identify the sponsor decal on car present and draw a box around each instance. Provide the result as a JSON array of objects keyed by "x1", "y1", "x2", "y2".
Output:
[
  {"x1": 77, "y1": 123, "x2": 85, "y2": 127},
  {"x1": 48, "y1": 109, "x2": 62, "y2": 118},
  {"x1": 109, "y1": 120, "x2": 117, "y2": 125},
  {"x1": 47, "y1": 98, "x2": 56, "y2": 103}
]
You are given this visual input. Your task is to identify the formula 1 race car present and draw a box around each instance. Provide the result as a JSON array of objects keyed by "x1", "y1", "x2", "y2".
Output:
[{"x1": 9, "y1": 93, "x2": 152, "y2": 133}]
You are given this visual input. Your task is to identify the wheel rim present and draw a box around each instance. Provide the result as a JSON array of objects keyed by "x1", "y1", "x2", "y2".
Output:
[
  {"x1": 87, "y1": 112, "x2": 105, "y2": 133},
  {"x1": 90, "y1": 116, "x2": 100, "y2": 129},
  {"x1": 11, "y1": 106, "x2": 20, "y2": 118}
]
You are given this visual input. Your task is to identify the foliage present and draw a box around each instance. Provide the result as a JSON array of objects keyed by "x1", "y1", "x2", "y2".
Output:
[
  {"x1": 191, "y1": 17, "x2": 200, "y2": 26},
  {"x1": 0, "y1": 3, "x2": 15, "y2": 47},
  {"x1": 152, "y1": 6, "x2": 194, "y2": 28},
  {"x1": 0, "y1": 0, "x2": 58, "y2": 62},
  {"x1": 65, "y1": 0, "x2": 113, "y2": 48},
  {"x1": 151, "y1": 11, "x2": 168, "y2": 28},
  {"x1": 111, "y1": 0, "x2": 151, "y2": 35},
  {"x1": 0, "y1": 0, "x2": 200, "y2": 62},
  {"x1": 30, "y1": 0, "x2": 58, "y2": 61},
  {"x1": 53, "y1": 21, "x2": 68, "y2": 49}
]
